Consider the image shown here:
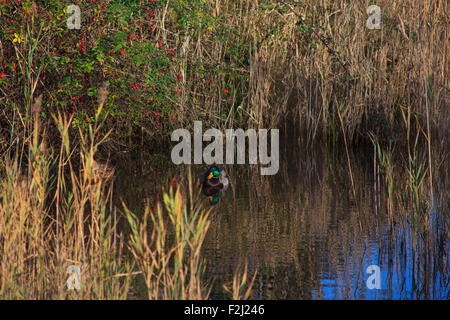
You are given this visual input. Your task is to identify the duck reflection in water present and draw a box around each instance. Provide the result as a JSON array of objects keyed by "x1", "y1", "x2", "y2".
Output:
[{"x1": 200, "y1": 166, "x2": 230, "y2": 205}]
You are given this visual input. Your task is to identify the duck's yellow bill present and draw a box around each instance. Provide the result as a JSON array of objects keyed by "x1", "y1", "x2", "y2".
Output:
[{"x1": 208, "y1": 172, "x2": 213, "y2": 179}]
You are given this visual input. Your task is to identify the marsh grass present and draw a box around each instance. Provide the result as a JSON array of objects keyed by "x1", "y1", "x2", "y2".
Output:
[
  {"x1": 0, "y1": 93, "x2": 132, "y2": 299},
  {"x1": 123, "y1": 173, "x2": 213, "y2": 300},
  {"x1": 0, "y1": 0, "x2": 445, "y2": 300},
  {"x1": 369, "y1": 96, "x2": 445, "y2": 229},
  {"x1": 171, "y1": 0, "x2": 447, "y2": 145},
  {"x1": 0, "y1": 95, "x2": 255, "y2": 299},
  {"x1": 2, "y1": 0, "x2": 446, "y2": 148},
  {"x1": 223, "y1": 261, "x2": 258, "y2": 300}
]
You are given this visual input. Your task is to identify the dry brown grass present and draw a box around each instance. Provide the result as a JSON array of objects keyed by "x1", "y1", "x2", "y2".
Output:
[
  {"x1": 0, "y1": 96, "x2": 255, "y2": 299},
  {"x1": 173, "y1": 0, "x2": 447, "y2": 143},
  {"x1": 124, "y1": 178, "x2": 213, "y2": 300},
  {"x1": 0, "y1": 118, "x2": 130, "y2": 299}
]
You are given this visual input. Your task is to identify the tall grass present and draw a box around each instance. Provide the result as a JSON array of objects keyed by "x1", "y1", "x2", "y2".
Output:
[
  {"x1": 0, "y1": 93, "x2": 255, "y2": 299},
  {"x1": 0, "y1": 98, "x2": 131, "y2": 299},
  {"x1": 172, "y1": 0, "x2": 447, "y2": 142},
  {"x1": 0, "y1": 0, "x2": 445, "y2": 299},
  {"x1": 124, "y1": 175, "x2": 213, "y2": 300},
  {"x1": 369, "y1": 132, "x2": 394, "y2": 216},
  {"x1": 1, "y1": 0, "x2": 446, "y2": 147}
]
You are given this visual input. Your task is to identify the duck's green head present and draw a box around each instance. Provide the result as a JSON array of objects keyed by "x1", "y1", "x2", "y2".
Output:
[{"x1": 207, "y1": 166, "x2": 221, "y2": 179}]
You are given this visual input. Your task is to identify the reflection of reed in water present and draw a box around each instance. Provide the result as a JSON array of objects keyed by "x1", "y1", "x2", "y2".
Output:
[
  {"x1": 204, "y1": 143, "x2": 448, "y2": 299},
  {"x1": 111, "y1": 139, "x2": 447, "y2": 299}
]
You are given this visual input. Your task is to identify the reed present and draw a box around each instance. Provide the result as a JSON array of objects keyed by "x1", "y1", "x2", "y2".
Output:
[
  {"x1": 123, "y1": 169, "x2": 213, "y2": 299},
  {"x1": 0, "y1": 0, "x2": 445, "y2": 300},
  {"x1": 399, "y1": 106, "x2": 433, "y2": 225},
  {"x1": 0, "y1": 94, "x2": 256, "y2": 299},
  {"x1": 0, "y1": 97, "x2": 131, "y2": 299},
  {"x1": 223, "y1": 261, "x2": 257, "y2": 300},
  {"x1": 2, "y1": 0, "x2": 446, "y2": 148},
  {"x1": 172, "y1": 0, "x2": 447, "y2": 144},
  {"x1": 369, "y1": 132, "x2": 395, "y2": 217}
]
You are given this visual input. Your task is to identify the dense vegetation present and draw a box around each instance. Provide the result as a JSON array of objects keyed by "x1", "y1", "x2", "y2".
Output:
[
  {"x1": 1, "y1": 0, "x2": 447, "y2": 148},
  {"x1": 0, "y1": 0, "x2": 447, "y2": 299}
]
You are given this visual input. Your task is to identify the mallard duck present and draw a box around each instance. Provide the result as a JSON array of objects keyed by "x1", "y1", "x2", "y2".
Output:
[
  {"x1": 200, "y1": 165, "x2": 229, "y2": 190},
  {"x1": 200, "y1": 166, "x2": 230, "y2": 205}
]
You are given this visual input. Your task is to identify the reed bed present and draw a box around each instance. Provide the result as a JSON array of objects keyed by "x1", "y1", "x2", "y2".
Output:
[
  {"x1": 171, "y1": 0, "x2": 448, "y2": 142},
  {"x1": 0, "y1": 0, "x2": 446, "y2": 300},
  {"x1": 0, "y1": 95, "x2": 254, "y2": 299},
  {"x1": 0, "y1": 106, "x2": 131, "y2": 299},
  {"x1": 1, "y1": 0, "x2": 447, "y2": 147}
]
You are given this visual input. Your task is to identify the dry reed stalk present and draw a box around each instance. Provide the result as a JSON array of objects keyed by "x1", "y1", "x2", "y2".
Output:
[
  {"x1": 0, "y1": 98, "x2": 131, "y2": 299},
  {"x1": 124, "y1": 181, "x2": 213, "y2": 300}
]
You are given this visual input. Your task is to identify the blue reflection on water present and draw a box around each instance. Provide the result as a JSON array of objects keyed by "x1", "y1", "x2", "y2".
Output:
[{"x1": 314, "y1": 206, "x2": 449, "y2": 300}]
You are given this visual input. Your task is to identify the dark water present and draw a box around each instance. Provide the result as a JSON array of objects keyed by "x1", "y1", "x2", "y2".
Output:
[{"x1": 113, "y1": 141, "x2": 449, "y2": 300}]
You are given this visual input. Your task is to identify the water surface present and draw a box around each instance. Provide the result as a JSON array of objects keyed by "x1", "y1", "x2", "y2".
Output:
[{"x1": 113, "y1": 141, "x2": 449, "y2": 300}]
